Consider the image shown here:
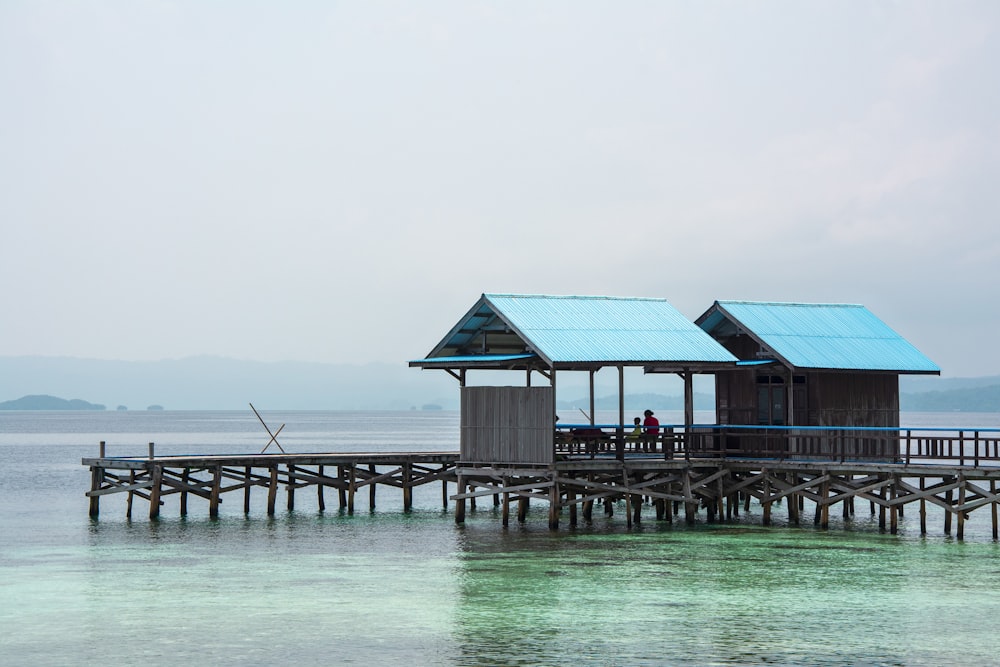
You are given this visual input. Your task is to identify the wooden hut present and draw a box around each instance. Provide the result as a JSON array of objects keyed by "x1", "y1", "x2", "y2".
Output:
[
  {"x1": 410, "y1": 293, "x2": 738, "y2": 465},
  {"x1": 693, "y1": 300, "x2": 940, "y2": 460}
]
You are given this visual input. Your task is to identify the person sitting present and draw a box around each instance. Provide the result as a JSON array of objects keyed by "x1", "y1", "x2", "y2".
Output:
[
  {"x1": 642, "y1": 409, "x2": 660, "y2": 453},
  {"x1": 625, "y1": 417, "x2": 642, "y2": 450}
]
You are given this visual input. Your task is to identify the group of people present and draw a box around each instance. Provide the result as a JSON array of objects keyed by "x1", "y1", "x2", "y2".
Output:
[{"x1": 627, "y1": 409, "x2": 660, "y2": 451}]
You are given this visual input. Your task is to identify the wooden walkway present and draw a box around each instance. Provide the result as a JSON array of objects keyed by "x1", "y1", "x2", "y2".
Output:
[{"x1": 83, "y1": 430, "x2": 1000, "y2": 541}]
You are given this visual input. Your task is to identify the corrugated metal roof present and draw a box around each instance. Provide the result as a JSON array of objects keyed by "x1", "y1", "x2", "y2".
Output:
[
  {"x1": 420, "y1": 294, "x2": 738, "y2": 366},
  {"x1": 700, "y1": 301, "x2": 940, "y2": 373}
]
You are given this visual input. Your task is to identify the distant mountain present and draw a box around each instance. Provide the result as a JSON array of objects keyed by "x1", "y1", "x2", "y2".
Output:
[
  {"x1": 901, "y1": 385, "x2": 1000, "y2": 412},
  {"x1": 0, "y1": 394, "x2": 105, "y2": 410}
]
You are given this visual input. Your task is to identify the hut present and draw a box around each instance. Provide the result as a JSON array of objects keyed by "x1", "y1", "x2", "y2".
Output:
[
  {"x1": 410, "y1": 293, "x2": 738, "y2": 465},
  {"x1": 692, "y1": 300, "x2": 940, "y2": 460}
]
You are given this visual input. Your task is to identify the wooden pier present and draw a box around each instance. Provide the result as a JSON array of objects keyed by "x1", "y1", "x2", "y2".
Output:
[{"x1": 83, "y1": 427, "x2": 1000, "y2": 540}]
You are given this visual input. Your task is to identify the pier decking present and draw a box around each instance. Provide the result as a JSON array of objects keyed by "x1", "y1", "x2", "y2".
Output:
[{"x1": 83, "y1": 426, "x2": 1000, "y2": 541}]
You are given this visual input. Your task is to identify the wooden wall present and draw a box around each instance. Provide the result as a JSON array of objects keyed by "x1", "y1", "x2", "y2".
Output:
[{"x1": 460, "y1": 386, "x2": 555, "y2": 464}]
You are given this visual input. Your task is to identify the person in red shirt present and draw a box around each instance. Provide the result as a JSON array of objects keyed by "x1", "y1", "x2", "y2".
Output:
[{"x1": 642, "y1": 409, "x2": 660, "y2": 452}]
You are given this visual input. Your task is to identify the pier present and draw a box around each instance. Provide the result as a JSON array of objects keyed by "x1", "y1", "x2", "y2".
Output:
[{"x1": 83, "y1": 425, "x2": 1000, "y2": 540}]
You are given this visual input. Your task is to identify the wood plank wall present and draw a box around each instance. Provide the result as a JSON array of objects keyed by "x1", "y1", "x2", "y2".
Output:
[{"x1": 460, "y1": 386, "x2": 554, "y2": 464}]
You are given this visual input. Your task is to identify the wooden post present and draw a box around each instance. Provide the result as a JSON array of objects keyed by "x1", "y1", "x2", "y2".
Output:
[
  {"x1": 244, "y1": 465, "x2": 252, "y2": 514},
  {"x1": 879, "y1": 478, "x2": 887, "y2": 531},
  {"x1": 502, "y1": 488, "x2": 510, "y2": 528},
  {"x1": 568, "y1": 489, "x2": 577, "y2": 527},
  {"x1": 762, "y1": 472, "x2": 772, "y2": 526},
  {"x1": 403, "y1": 462, "x2": 412, "y2": 512},
  {"x1": 149, "y1": 465, "x2": 162, "y2": 520},
  {"x1": 455, "y1": 475, "x2": 466, "y2": 525},
  {"x1": 788, "y1": 473, "x2": 799, "y2": 525},
  {"x1": 369, "y1": 464, "x2": 377, "y2": 510},
  {"x1": 819, "y1": 477, "x2": 830, "y2": 530},
  {"x1": 267, "y1": 465, "x2": 278, "y2": 516},
  {"x1": 518, "y1": 496, "x2": 529, "y2": 523},
  {"x1": 442, "y1": 477, "x2": 449, "y2": 510},
  {"x1": 337, "y1": 466, "x2": 347, "y2": 509},
  {"x1": 548, "y1": 481, "x2": 560, "y2": 530},
  {"x1": 992, "y1": 480, "x2": 998, "y2": 541},
  {"x1": 126, "y1": 470, "x2": 134, "y2": 519},
  {"x1": 286, "y1": 464, "x2": 295, "y2": 512},
  {"x1": 180, "y1": 467, "x2": 189, "y2": 516},
  {"x1": 317, "y1": 464, "x2": 326, "y2": 512},
  {"x1": 210, "y1": 465, "x2": 221, "y2": 518},
  {"x1": 957, "y1": 476, "x2": 966, "y2": 541},
  {"x1": 348, "y1": 466, "x2": 356, "y2": 514},
  {"x1": 919, "y1": 476, "x2": 927, "y2": 535},
  {"x1": 944, "y1": 478, "x2": 953, "y2": 535},
  {"x1": 890, "y1": 475, "x2": 898, "y2": 535},
  {"x1": 148, "y1": 442, "x2": 155, "y2": 460},
  {"x1": 684, "y1": 471, "x2": 696, "y2": 526}
]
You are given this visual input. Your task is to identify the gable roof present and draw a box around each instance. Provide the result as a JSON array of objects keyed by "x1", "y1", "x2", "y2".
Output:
[
  {"x1": 411, "y1": 293, "x2": 739, "y2": 370},
  {"x1": 696, "y1": 300, "x2": 940, "y2": 374}
]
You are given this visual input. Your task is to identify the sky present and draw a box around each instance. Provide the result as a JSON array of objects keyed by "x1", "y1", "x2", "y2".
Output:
[{"x1": 2, "y1": 1, "x2": 998, "y2": 378}]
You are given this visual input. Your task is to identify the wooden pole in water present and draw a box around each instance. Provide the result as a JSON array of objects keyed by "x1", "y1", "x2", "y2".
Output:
[
  {"x1": 180, "y1": 467, "x2": 189, "y2": 516},
  {"x1": 244, "y1": 465, "x2": 252, "y2": 514},
  {"x1": 890, "y1": 475, "x2": 898, "y2": 535},
  {"x1": 518, "y1": 496, "x2": 529, "y2": 523},
  {"x1": 684, "y1": 471, "x2": 696, "y2": 526},
  {"x1": 568, "y1": 488, "x2": 577, "y2": 527},
  {"x1": 502, "y1": 486, "x2": 510, "y2": 528},
  {"x1": 403, "y1": 462, "x2": 412, "y2": 512},
  {"x1": 338, "y1": 466, "x2": 347, "y2": 509},
  {"x1": 788, "y1": 473, "x2": 799, "y2": 525},
  {"x1": 89, "y1": 440, "x2": 105, "y2": 517},
  {"x1": 126, "y1": 470, "x2": 134, "y2": 519},
  {"x1": 455, "y1": 475, "x2": 466, "y2": 525},
  {"x1": 944, "y1": 478, "x2": 953, "y2": 535},
  {"x1": 919, "y1": 476, "x2": 927, "y2": 535},
  {"x1": 762, "y1": 473, "x2": 772, "y2": 526},
  {"x1": 210, "y1": 465, "x2": 221, "y2": 518},
  {"x1": 317, "y1": 465, "x2": 325, "y2": 512},
  {"x1": 267, "y1": 466, "x2": 278, "y2": 516},
  {"x1": 548, "y1": 481, "x2": 560, "y2": 530},
  {"x1": 992, "y1": 480, "x2": 998, "y2": 541},
  {"x1": 369, "y1": 464, "x2": 377, "y2": 510},
  {"x1": 956, "y1": 476, "x2": 966, "y2": 541},
  {"x1": 879, "y1": 478, "x2": 887, "y2": 531},
  {"x1": 348, "y1": 466, "x2": 357, "y2": 514},
  {"x1": 819, "y1": 478, "x2": 830, "y2": 529},
  {"x1": 149, "y1": 465, "x2": 162, "y2": 520},
  {"x1": 286, "y1": 464, "x2": 295, "y2": 512}
]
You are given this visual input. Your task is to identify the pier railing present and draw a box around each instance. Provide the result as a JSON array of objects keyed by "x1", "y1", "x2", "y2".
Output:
[{"x1": 555, "y1": 424, "x2": 1000, "y2": 466}]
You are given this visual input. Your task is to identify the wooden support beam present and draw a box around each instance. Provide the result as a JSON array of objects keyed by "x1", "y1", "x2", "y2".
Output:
[
  {"x1": 369, "y1": 464, "x2": 377, "y2": 510},
  {"x1": 317, "y1": 464, "x2": 325, "y2": 512},
  {"x1": 89, "y1": 466, "x2": 103, "y2": 518},
  {"x1": 455, "y1": 476, "x2": 466, "y2": 525}
]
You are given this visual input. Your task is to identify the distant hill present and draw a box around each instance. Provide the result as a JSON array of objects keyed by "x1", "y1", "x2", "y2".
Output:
[
  {"x1": 0, "y1": 394, "x2": 105, "y2": 410},
  {"x1": 901, "y1": 385, "x2": 1000, "y2": 412},
  {"x1": 0, "y1": 355, "x2": 997, "y2": 412}
]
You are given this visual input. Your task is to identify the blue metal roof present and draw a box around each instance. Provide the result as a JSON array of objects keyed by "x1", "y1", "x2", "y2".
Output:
[
  {"x1": 418, "y1": 294, "x2": 738, "y2": 367},
  {"x1": 698, "y1": 300, "x2": 940, "y2": 373}
]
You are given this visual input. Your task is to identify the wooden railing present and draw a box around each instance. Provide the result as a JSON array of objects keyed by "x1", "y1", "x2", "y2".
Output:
[{"x1": 554, "y1": 424, "x2": 1000, "y2": 467}]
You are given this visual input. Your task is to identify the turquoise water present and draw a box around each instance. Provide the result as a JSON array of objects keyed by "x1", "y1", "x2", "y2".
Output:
[{"x1": 2, "y1": 411, "x2": 1000, "y2": 666}]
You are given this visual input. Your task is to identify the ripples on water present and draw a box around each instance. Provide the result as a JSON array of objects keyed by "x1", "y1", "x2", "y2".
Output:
[{"x1": 2, "y1": 410, "x2": 999, "y2": 666}]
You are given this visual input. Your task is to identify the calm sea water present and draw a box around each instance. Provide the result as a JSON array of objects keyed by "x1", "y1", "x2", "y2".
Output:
[{"x1": 2, "y1": 410, "x2": 1000, "y2": 666}]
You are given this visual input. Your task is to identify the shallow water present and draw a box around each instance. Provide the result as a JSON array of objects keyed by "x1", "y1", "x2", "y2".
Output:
[{"x1": 2, "y1": 411, "x2": 999, "y2": 666}]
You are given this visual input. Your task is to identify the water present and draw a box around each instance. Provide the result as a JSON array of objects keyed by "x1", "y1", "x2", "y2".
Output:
[{"x1": 2, "y1": 410, "x2": 1000, "y2": 666}]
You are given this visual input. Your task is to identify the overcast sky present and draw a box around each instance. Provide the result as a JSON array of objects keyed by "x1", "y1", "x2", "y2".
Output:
[{"x1": 2, "y1": 2, "x2": 998, "y2": 378}]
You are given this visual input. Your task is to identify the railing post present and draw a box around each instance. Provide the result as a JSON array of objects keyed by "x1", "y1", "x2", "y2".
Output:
[
  {"x1": 959, "y1": 431, "x2": 965, "y2": 467},
  {"x1": 905, "y1": 430, "x2": 911, "y2": 465},
  {"x1": 974, "y1": 431, "x2": 980, "y2": 467}
]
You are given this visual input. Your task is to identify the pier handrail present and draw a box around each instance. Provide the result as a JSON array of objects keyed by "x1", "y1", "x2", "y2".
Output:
[{"x1": 554, "y1": 423, "x2": 1000, "y2": 466}]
